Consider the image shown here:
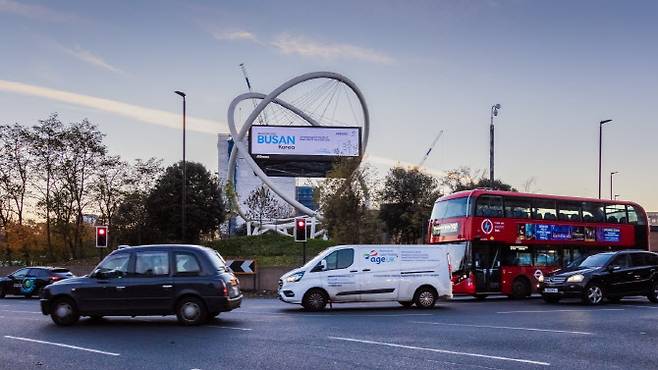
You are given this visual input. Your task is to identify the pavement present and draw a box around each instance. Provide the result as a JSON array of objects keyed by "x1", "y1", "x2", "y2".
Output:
[{"x1": 0, "y1": 295, "x2": 656, "y2": 370}]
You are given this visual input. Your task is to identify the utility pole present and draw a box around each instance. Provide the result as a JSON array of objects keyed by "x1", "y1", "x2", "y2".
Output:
[
  {"x1": 490, "y1": 104, "x2": 501, "y2": 186},
  {"x1": 598, "y1": 119, "x2": 613, "y2": 199},
  {"x1": 174, "y1": 90, "x2": 187, "y2": 242}
]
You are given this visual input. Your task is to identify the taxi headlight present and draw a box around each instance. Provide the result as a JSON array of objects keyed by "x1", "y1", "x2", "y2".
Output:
[
  {"x1": 566, "y1": 274, "x2": 584, "y2": 283},
  {"x1": 286, "y1": 272, "x2": 304, "y2": 283}
]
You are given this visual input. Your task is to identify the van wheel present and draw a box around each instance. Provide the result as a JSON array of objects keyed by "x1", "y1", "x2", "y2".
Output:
[
  {"x1": 582, "y1": 283, "x2": 604, "y2": 305},
  {"x1": 176, "y1": 296, "x2": 208, "y2": 326},
  {"x1": 648, "y1": 281, "x2": 658, "y2": 303},
  {"x1": 302, "y1": 289, "x2": 328, "y2": 311},
  {"x1": 511, "y1": 278, "x2": 531, "y2": 299},
  {"x1": 414, "y1": 287, "x2": 437, "y2": 309},
  {"x1": 398, "y1": 301, "x2": 414, "y2": 308},
  {"x1": 50, "y1": 298, "x2": 80, "y2": 326},
  {"x1": 542, "y1": 295, "x2": 560, "y2": 304}
]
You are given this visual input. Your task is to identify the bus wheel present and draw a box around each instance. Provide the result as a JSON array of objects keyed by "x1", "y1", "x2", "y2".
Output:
[{"x1": 511, "y1": 278, "x2": 531, "y2": 299}]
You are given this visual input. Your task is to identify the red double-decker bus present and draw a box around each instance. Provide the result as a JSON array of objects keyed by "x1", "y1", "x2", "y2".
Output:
[{"x1": 428, "y1": 189, "x2": 650, "y2": 299}]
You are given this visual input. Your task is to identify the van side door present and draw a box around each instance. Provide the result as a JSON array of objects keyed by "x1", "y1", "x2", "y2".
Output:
[
  {"x1": 310, "y1": 248, "x2": 359, "y2": 302},
  {"x1": 356, "y1": 247, "x2": 400, "y2": 301}
]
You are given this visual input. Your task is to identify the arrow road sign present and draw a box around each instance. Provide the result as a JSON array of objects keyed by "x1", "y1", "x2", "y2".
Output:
[{"x1": 225, "y1": 260, "x2": 256, "y2": 275}]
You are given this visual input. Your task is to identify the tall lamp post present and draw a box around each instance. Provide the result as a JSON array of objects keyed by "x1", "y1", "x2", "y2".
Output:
[
  {"x1": 598, "y1": 119, "x2": 613, "y2": 199},
  {"x1": 490, "y1": 104, "x2": 502, "y2": 186},
  {"x1": 610, "y1": 171, "x2": 619, "y2": 200},
  {"x1": 174, "y1": 90, "x2": 187, "y2": 242}
]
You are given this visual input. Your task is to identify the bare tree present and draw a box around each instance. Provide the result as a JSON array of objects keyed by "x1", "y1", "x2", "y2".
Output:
[
  {"x1": 0, "y1": 123, "x2": 32, "y2": 226},
  {"x1": 244, "y1": 185, "x2": 284, "y2": 226},
  {"x1": 91, "y1": 156, "x2": 129, "y2": 248}
]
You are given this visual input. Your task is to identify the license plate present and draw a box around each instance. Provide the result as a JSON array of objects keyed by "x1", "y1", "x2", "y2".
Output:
[
  {"x1": 544, "y1": 288, "x2": 558, "y2": 293},
  {"x1": 13, "y1": 283, "x2": 22, "y2": 288}
]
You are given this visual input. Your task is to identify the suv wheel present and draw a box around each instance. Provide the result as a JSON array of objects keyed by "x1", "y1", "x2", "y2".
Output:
[
  {"x1": 176, "y1": 297, "x2": 208, "y2": 326},
  {"x1": 648, "y1": 281, "x2": 658, "y2": 303},
  {"x1": 50, "y1": 298, "x2": 80, "y2": 326},
  {"x1": 302, "y1": 289, "x2": 328, "y2": 311},
  {"x1": 583, "y1": 283, "x2": 604, "y2": 305},
  {"x1": 414, "y1": 287, "x2": 437, "y2": 309}
]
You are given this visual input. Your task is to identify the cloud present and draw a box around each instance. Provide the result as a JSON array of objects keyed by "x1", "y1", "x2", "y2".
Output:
[
  {"x1": 365, "y1": 154, "x2": 443, "y2": 177},
  {"x1": 0, "y1": 0, "x2": 78, "y2": 22},
  {"x1": 212, "y1": 30, "x2": 258, "y2": 42},
  {"x1": 270, "y1": 34, "x2": 395, "y2": 65},
  {"x1": 0, "y1": 80, "x2": 225, "y2": 135},
  {"x1": 58, "y1": 45, "x2": 126, "y2": 75}
]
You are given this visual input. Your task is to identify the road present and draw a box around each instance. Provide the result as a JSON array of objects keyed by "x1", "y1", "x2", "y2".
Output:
[{"x1": 0, "y1": 295, "x2": 656, "y2": 370}]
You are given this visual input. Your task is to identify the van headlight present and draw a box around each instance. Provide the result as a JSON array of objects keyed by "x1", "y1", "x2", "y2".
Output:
[
  {"x1": 286, "y1": 272, "x2": 304, "y2": 283},
  {"x1": 566, "y1": 274, "x2": 584, "y2": 283}
]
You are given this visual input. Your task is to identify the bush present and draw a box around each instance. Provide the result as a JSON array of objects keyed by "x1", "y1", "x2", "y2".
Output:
[{"x1": 204, "y1": 232, "x2": 336, "y2": 267}]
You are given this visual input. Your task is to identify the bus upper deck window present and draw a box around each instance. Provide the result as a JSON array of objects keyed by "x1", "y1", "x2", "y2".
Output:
[
  {"x1": 532, "y1": 199, "x2": 556, "y2": 220},
  {"x1": 475, "y1": 196, "x2": 503, "y2": 218}
]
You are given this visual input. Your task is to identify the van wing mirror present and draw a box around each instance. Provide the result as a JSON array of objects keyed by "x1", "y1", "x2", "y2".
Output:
[{"x1": 320, "y1": 259, "x2": 327, "y2": 271}]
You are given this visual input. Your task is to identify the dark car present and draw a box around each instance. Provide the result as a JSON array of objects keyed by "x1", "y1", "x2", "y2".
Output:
[
  {"x1": 40, "y1": 245, "x2": 242, "y2": 326},
  {"x1": 0, "y1": 267, "x2": 75, "y2": 299},
  {"x1": 540, "y1": 250, "x2": 658, "y2": 305}
]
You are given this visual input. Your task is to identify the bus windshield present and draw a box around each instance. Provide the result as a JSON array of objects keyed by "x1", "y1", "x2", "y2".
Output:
[{"x1": 431, "y1": 197, "x2": 469, "y2": 219}]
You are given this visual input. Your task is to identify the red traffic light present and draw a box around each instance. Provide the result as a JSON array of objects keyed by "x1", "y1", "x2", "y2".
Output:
[
  {"x1": 96, "y1": 226, "x2": 108, "y2": 248},
  {"x1": 98, "y1": 228, "x2": 106, "y2": 235},
  {"x1": 297, "y1": 220, "x2": 305, "y2": 228},
  {"x1": 294, "y1": 218, "x2": 307, "y2": 242}
]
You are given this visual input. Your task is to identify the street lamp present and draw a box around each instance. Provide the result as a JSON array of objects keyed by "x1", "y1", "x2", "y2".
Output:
[
  {"x1": 614, "y1": 194, "x2": 620, "y2": 200},
  {"x1": 490, "y1": 104, "x2": 502, "y2": 187},
  {"x1": 174, "y1": 90, "x2": 187, "y2": 242},
  {"x1": 598, "y1": 119, "x2": 613, "y2": 199},
  {"x1": 610, "y1": 171, "x2": 619, "y2": 200}
]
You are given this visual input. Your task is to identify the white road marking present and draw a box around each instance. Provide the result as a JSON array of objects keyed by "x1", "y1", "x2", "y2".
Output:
[
  {"x1": 3, "y1": 335, "x2": 120, "y2": 356},
  {"x1": 0, "y1": 315, "x2": 43, "y2": 322},
  {"x1": 496, "y1": 309, "x2": 624, "y2": 314},
  {"x1": 0, "y1": 309, "x2": 41, "y2": 314},
  {"x1": 426, "y1": 359, "x2": 503, "y2": 370},
  {"x1": 231, "y1": 310, "x2": 433, "y2": 317},
  {"x1": 208, "y1": 325, "x2": 253, "y2": 331},
  {"x1": 615, "y1": 305, "x2": 658, "y2": 310},
  {"x1": 411, "y1": 321, "x2": 593, "y2": 335},
  {"x1": 328, "y1": 336, "x2": 550, "y2": 366}
]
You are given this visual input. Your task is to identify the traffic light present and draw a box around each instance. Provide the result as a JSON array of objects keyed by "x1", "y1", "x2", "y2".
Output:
[
  {"x1": 96, "y1": 226, "x2": 108, "y2": 248},
  {"x1": 294, "y1": 218, "x2": 307, "y2": 242}
]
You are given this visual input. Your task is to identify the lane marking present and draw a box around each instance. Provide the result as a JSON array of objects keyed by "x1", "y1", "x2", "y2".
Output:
[
  {"x1": 411, "y1": 321, "x2": 593, "y2": 335},
  {"x1": 208, "y1": 325, "x2": 253, "y2": 331},
  {"x1": 0, "y1": 315, "x2": 43, "y2": 322},
  {"x1": 427, "y1": 359, "x2": 502, "y2": 370},
  {"x1": 328, "y1": 336, "x2": 550, "y2": 366},
  {"x1": 3, "y1": 336, "x2": 120, "y2": 356},
  {"x1": 231, "y1": 310, "x2": 433, "y2": 317},
  {"x1": 496, "y1": 309, "x2": 624, "y2": 314},
  {"x1": 0, "y1": 309, "x2": 41, "y2": 314},
  {"x1": 614, "y1": 305, "x2": 658, "y2": 310}
]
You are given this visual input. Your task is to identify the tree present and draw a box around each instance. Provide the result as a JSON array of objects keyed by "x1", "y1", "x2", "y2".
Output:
[
  {"x1": 316, "y1": 159, "x2": 381, "y2": 244},
  {"x1": 91, "y1": 156, "x2": 129, "y2": 248},
  {"x1": 146, "y1": 161, "x2": 225, "y2": 243},
  {"x1": 29, "y1": 114, "x2": 65, "y2": 261},
  {"x1": 440, "y1": 166, "x2": 516, "y2": 193},
  {"x1": 0, "y1": 123, "x2": 32, "y2": 226},
  {"x1": 58, "y1": 119, "x2": 107, "y2": 258},
  {"x1": 243, "y1": 185, "x2": 292, "y2": 225},
  {"x1": 379, "y1": 166, "x2": 442, "y2": 243}
]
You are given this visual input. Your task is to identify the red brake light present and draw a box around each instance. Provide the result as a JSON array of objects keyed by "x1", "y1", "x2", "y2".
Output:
[
  {"x1": 49, "y1": 276, "x2": 61, "y2": 282},
  {"x1": 219, "y1": 280, "x2": 228, "y2": 296}
]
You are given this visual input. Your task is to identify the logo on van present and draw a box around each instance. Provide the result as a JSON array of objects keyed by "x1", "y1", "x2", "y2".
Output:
[{"x1": 364, "y1": 249, "x2": 397, "y2": 264}]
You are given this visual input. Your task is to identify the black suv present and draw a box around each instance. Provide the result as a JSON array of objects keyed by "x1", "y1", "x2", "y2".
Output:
[
  {"x1": 40, "y1": 245, "x2": 242, "y2": 326},
  {"x1": 540, "y1": 250, "x2": 658, "y2": 305},
  {"x1": 1, "y1": 267, "x2": 74, "y2": 298}
]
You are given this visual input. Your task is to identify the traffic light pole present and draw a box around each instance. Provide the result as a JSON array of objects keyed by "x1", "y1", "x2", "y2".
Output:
[{"x1": 303, "y1": 241, "x2": 307, "y2": 264}]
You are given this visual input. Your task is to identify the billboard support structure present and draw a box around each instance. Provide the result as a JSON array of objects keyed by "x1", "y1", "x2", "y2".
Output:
[{"x1": 226, "y1": 71, "x2": 370, "y2": 230}]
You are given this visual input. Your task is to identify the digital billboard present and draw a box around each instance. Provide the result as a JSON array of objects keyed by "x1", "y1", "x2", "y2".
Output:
[{"x1": 248, "y1": 125, "x2": 362, "y2": 177}]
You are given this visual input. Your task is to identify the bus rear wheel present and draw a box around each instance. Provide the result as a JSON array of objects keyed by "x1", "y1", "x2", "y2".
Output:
[{"x1": 510, "y1": 278, "x2": 531, "y2": 299}]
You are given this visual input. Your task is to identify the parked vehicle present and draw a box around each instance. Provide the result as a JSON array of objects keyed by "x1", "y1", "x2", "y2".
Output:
[
  {"x1": 0, "y1": 267, "x2": 74, "y2": 298},
  {"x1": 540, "y1": 250, "x2": 658, "y2": 304},
  {"x1": 40, "y1": 245, "x2": 242, "y2": 326},
  {"x1": 278, "y1": 245, "x2": 452, "y2": 311}
]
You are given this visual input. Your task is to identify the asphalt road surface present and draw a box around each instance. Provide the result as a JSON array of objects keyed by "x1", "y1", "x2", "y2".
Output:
[{"x1": 0, "y1": 295, "x2": 656, "y2": 370}]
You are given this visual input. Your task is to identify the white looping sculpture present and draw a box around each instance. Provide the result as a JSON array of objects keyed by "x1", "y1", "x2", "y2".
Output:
[{"x1": 226, "y1": 71, "x2": 370, "y2": 223}]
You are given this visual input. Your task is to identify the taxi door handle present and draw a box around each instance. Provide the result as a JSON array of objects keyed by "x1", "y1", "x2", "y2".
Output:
[
  {"x1": 349, "y1": 270, "x2": 358, "y2": 273},
  {"x1": 162, "y1": 285, "x2": 173, "y2": 289},
  {"x1": 362, "y1": 269, "x2": 371, "y2": 272},
  {"x1": 116, "y1": 286, "x2": 126, "y2": 290}
]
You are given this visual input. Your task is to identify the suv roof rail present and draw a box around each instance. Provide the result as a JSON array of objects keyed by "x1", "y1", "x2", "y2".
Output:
[{"x1": 117, "y1": 245, "x2": 131, "y2": 250}]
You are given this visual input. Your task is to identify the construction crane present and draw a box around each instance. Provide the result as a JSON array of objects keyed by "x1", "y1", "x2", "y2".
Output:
[
  {"x1": 418, "y1": 130, "x2": 444, "y2": 167},
  {"x1": 239, "y1": 63, "x2": 267, "y2": 125}
]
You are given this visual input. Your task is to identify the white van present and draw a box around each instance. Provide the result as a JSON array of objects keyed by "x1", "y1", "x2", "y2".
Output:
[{"x1": 278, "y1": 245, "x2": 452, "y2": 311}]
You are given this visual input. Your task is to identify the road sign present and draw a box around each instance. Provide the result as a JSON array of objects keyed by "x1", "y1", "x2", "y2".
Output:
[{"x1": 226, "y1": 259, "x2": 256, "y2": 274}]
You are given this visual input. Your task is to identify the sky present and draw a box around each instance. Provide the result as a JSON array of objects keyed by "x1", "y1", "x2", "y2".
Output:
[{"x1": 1, "y1": 0, "x2": 657, "y2": 209}]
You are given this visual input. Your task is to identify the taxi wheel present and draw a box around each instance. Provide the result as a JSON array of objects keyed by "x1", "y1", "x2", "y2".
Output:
[
  {"x1": 398, "y1": 301, "x2": 414, "y2": 308},
  {"x1": 582, "y1": 283, "x2": 604, "y2": 305},
  {"x1": 176, "y1": 296, "x2": 208, "y2": 326},
  {"x1": 302, "y1": 289, "x2": 328, "y2": 311},
  {"x1": 50, "y1": 298, "x2": 80, "y2": 326},
  {"x1": 648, "y1": 281, "x2": 658, "y2": 303},
  {"x1": 414, "y1": 286, "x2": 437, "y2": 309}
]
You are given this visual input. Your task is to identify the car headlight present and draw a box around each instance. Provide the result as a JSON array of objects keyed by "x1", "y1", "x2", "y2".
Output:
[
  {"x1": 286, "y1": 272, "x2": 304, "y2": 283},
  {"x1": 538, "y1": 275, "x2": 544, "y2": 283},
  {"x1": 566, "y1": 274, "x2": 585, "y2": 283}
]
